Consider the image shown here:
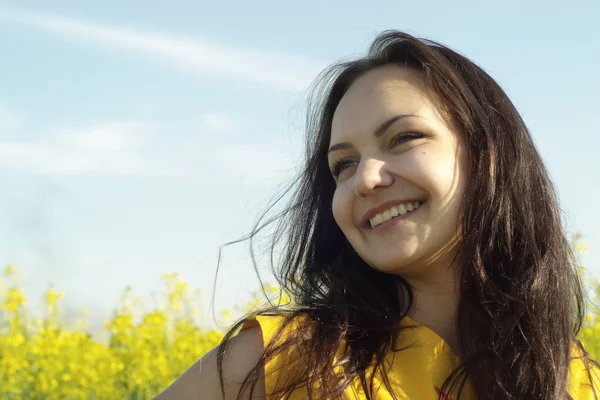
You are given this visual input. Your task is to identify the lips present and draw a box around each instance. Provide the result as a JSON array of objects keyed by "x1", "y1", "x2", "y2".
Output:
[
  {"x1": 368, "y1": 200, "x2": 424, "y2": 228},
  {"x1": 360, "y1": 198, "x2": 427, "y2": 229}
]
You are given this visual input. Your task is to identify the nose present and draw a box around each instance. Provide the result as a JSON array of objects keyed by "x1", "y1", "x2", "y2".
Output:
[{"x1": 353, "y1": 158, "x2": 393, "y2": 197}]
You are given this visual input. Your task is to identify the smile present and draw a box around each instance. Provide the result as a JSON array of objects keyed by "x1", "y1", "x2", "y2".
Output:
[{"x1": 365, "y1": 200, "x2": 426, "y2": 230}]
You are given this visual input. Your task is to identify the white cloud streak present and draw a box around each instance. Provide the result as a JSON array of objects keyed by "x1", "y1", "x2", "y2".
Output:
[
  {"x1": 0, "y1": 8, "x2": 323, "y2": 92},
  {"x1": 201, "y1": 113, "x2": 236, "y2": 134},
  {"x1": 0, "y1": 121, "x2": 155, "y2": 176},
  {"x1": 0, "y1": 113, "x2": 297, "y2": 183}
]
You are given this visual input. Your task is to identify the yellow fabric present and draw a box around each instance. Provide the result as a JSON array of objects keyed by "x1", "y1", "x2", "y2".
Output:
[{"x1": 240, "y1": 314, "x2": 600, "y2": 399}]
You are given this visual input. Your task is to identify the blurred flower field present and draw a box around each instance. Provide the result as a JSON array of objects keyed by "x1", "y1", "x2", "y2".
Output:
[
  {"x1": 0, "y1": 266, "x2": 287, "y2": 400},
  {"x1": 0, "y1": 253, "x2": 598, "y2": 399}
]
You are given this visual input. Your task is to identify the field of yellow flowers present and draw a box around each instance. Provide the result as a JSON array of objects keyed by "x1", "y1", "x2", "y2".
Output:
[
  {"x1": 0, "y1": 260, "x2": 598, "y2": 399},
  {"x1": 0, "y1": 265, "x2": 289, "y2": 400}
]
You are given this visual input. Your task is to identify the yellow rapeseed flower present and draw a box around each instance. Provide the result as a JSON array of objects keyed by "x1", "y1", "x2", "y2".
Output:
[
  {"x1": 2, "y1": 287, "x2": 26, "y2": 312},
  {"x1": 46, "y1": 289, "x2": 65, "y2": 308},
  {"x1": 3, "y1": 264, "x2": 16, "y2": 277}
]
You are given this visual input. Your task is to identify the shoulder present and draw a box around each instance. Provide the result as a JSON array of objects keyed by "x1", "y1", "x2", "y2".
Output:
[
  {"x1": 152, "y1": 313, "x2": 313, "y2": 400},
  {"x1": 239, "y1": 313, "x2": 315, "y2": 398},
  {"x1": 245, "y1": 313, "x2": 312, "y2": 347},
  {"x1": 153, "y1": 324, "x2": 266, "y2": 400}
]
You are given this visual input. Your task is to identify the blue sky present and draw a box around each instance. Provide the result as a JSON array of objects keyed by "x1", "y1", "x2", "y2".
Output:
[{"x1": 0, "y1": 1, "x2": 598, "y2": 337}]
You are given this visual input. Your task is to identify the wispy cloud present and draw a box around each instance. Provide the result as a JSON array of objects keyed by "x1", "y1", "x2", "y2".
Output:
[
  {"x1": 201, "y1": 113, "x2": 236, "y2": 134},
  {"x1": 0, "y1": 121, "x2": 155, "y2": 176},
  {"x1": 0, "y1": 112, "x2": 296, "y2": 182},
  {"x1": 0, "y1": 8, "x2": 322, "y2": 92}
]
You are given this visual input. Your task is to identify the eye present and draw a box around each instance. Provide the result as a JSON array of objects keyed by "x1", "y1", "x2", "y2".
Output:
[
  {"x1": 330, "y1": 158, "x2": 357, "y2": 178},
  {"x1": 329, "y1": 132, "x2": 426, "y2": 179},
  {"x1": 389, "y1": 132, "x2": 426, "y2": 149}
]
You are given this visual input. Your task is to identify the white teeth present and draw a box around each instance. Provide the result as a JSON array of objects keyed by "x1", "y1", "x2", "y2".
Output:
[
  {"x1": 373, "y1": 214, "x2": 383, "y2": 226},
  {"x1": 383, "y1": 209, "x2": 391, "y2": 221},
  {"x1": 368, "y1": 201, "x2": 424, "y2": 229}
]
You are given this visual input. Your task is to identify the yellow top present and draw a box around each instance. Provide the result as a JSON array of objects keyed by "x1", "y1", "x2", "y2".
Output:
[{"x1": 240, "y1": 314, "x2": 600, "y2": 399}]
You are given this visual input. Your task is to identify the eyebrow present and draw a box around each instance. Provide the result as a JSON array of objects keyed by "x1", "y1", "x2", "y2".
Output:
[{"x1": 327, "y1": 114, "x2": 421, "y2": 156}]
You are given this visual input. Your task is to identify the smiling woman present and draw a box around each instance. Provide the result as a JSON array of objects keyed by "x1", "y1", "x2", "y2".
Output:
[{"x1": 154, "y1": 31, "x2": 600, "y2": 399}]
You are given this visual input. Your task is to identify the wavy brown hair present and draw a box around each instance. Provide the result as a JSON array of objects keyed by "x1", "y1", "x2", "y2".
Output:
[{"x1": 215, "y1": 30, "x2": 598, "y2": 399}]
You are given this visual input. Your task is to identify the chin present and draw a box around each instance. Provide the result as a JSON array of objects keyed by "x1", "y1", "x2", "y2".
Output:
[{"x1": 364, "y1": 255, "x2": 416, "y2": 275}]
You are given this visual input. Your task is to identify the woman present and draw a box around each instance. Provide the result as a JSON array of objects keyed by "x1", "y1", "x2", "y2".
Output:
[{"x1": 154, "y1": 31, "x2": 600, "y2": 399}]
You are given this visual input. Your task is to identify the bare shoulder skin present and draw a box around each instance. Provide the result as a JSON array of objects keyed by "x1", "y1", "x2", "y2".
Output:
[{"x1": 152, "y1": 326, "x2": 266, "y2": 400}]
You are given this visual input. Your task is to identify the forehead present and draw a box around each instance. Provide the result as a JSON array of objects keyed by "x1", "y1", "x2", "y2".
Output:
[{"x1": 331, "y1": 66, "x2": 439, "y2": 142}]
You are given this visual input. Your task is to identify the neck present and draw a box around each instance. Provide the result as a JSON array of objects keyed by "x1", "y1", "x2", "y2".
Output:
[{"x1": 400, "y1": 256, "x2": 461, "y2": 355}]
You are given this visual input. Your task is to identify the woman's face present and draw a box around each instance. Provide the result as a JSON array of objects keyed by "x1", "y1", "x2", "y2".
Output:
[{"x1": 328, "y1": 66, "x2": 468, "y2": 278}]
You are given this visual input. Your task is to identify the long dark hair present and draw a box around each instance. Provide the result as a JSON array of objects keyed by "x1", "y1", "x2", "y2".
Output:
[{"x1": 215, "y1": 30, "x2": 597, "y2": 399}]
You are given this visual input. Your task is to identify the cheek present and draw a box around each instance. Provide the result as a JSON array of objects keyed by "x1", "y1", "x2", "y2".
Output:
[
  {"x1": 433, "y1": 155, "x2": 467, "y2": 205},
  {"x1": 331, "y1": 187, "x2": 354, "y2": 231},
  {"x1": 407, "y1": 150, "x2": 462, "y2": 199}
]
